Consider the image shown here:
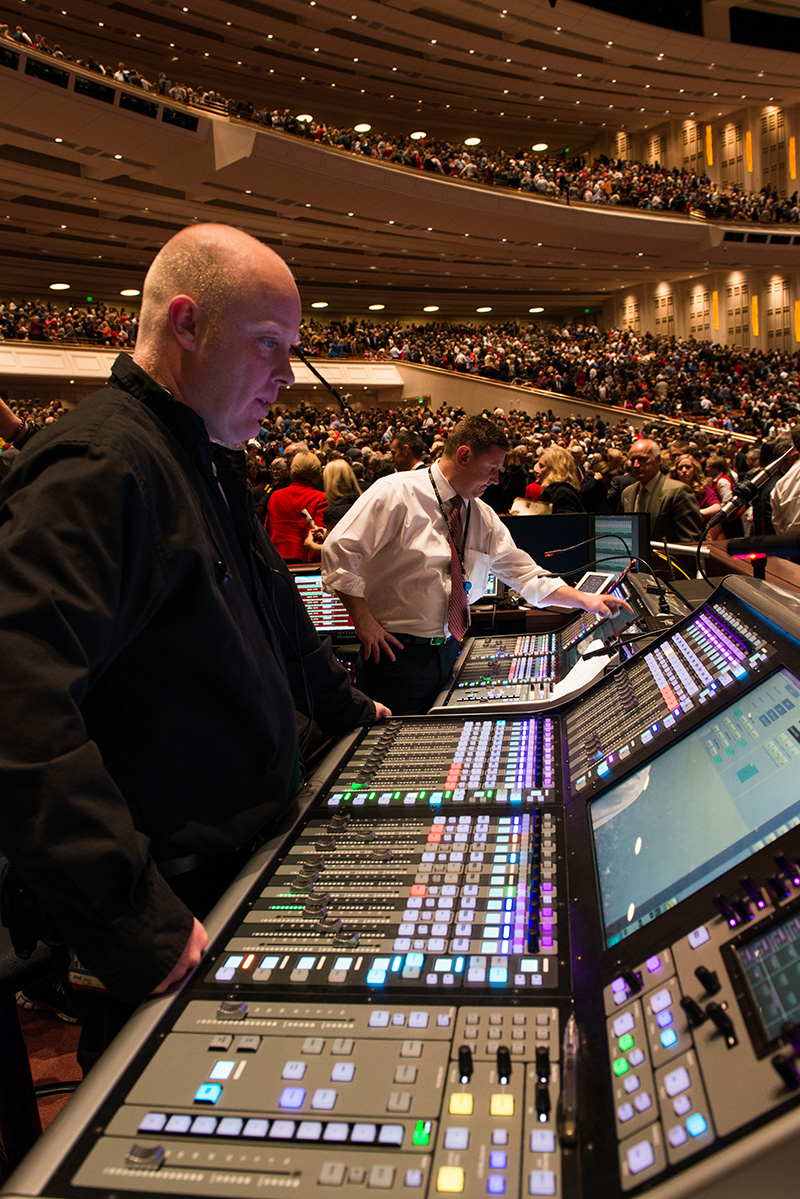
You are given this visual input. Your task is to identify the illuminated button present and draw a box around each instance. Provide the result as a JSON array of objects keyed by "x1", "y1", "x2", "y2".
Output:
[
  {"x1": 190, "y1": 1116, "x2": 217, "y2": 1135},
  {"x1": 331, "y1": 1063, "x2": 355, "y2": 1082},
  {"x1": 279, "y1": 1087, "x2": 305, "y2": 1110},
  {"x1": 645, "y1": 956, "x2": 662, "y2": 972},
  {"x1": 242, "y1": 1118, "x2": 269, "y2": 1137},
  {"x1": 617, "y1": 1103, "x2": 634, "y2": 1123},
  {"x1": 660, "y1": 1028, "x2": 679, "y2": 1049},
  {"x1": 664, "y1": 1067, "x2": 691, "y2": 1097},
  {"x1": 649, "y1": 989, "x2": 672, "y2": 1014},
  {"x1": 628, "y1": 1049, "x2": 645, "y2": 1067},
  {"x1": 449, "y1": 1093, "x2": 474, "y2": 1116},
  {"x1": 688, "y1": 926, "x2": 711, "y2": 949},
  {"x1": 623, "y1": 1075, "x2": 640, "y2": 1094},
  {"x1": 673, "y1": 1094, "x2": 692, "y2": 1116},
  {"x1": 269, "y1": 1120, "x2": 296, "y2": 1139},
  {"x1": 216, "y1": 1117, "x2": 244, "y2": 1136},
  {"x1": 489, "y1": 1151, "x2": 507, "y2": 1169},
  {"x1": 490, "y1": 1094, "x2": 514, "y2": 1117},
  {"x1": 296, "y1": 1121, "x2": 323, "y2": 1140},
  {"x1": 406, "y1": 1169, "x2": 424, "y2": 1188},
  {"x1": 618, "y1": 1033, "x2": 635, "y2": 1052},
  {"x1": 493, "y1": 1129, "x2": 509, "y2": 1146},
  {"x1": 627, "y1": 1139, "x2": 655, "y2": 1175},
  {"x1": 194, "y1": 1084, "x2": 222, "y2": 1104},
  {"x1": 530, "y1": 1130, "x2": 555, "y2": 1153},
  {"x1": 165, "y1": 1115, "x2": 192, "y2": 1133},
  {"x1": 612, "y1": 1059, "x2": 629, "y2": 1077},
  {"x1": 311, "y1": 1089, "x2": 337, "y2": 1110},
  {"x1": 378, "y1": 1125, "x2": 404, "y2": 1146},
  {"x1": 612, "y1": 1012, "x2": 635, "y2": 1037},
  {"x1": 444, "y1": 1128, "x2": 470, "y2": 1150},
  {"x1": 686, "y1": 1113, "x2": 708, "y2": 1137},
  {"x1": 668, "y1": 1125, "x2": 688, "y2": 1148},
  {"x1": 138, "y1": 1113, "x2": 167, "y2": 1132},
  {"x1": 437, "y1": 1166, "x2": 465, "y2": 1193},
  {"x1": 487, "y1": 1178, "x2": 505, "y2": 1195},
  {"x1": 282, "y1": 1061, "x2": 306, "y2": 1080},
  {"x1": 634, "y1": 1093, "x2": 652, "y2": 1113},
  {"x1": 656, "y1": 1012, "x2": 673, "y2": 1029},
  {"x1": 322, "y1": 1123, "x2": 349, "y2": 1142},
  {"x1": 412, "y1": 1120, "x2": 432, "y2": 1147},
  {"x1": 368, "y1": 1011, "x2": 391, "y2": 1028},
  {"x1": 350, "y1": 1123, "x2": 377, "y2": 1144}
]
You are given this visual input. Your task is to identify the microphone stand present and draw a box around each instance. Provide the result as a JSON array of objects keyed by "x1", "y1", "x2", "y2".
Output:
[{"x1": 292, "y1": 343, "x2": 352, "y2": 416}]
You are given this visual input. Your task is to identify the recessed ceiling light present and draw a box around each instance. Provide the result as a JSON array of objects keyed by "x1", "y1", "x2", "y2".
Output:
[
  {"x1": 476, "y1": 306, "x2": 492, "y2": 313},
  {"x1": 310, "y1": 301, "x2": 328, "y2": 309},
  {"x1": 532, "y1": 142, "x2": 548, "y2": 151},
  {"x1": 49, "y1": 283, "x2": 70, "y2": 291},
  {"x1": 423, "y1": 305, "x2": 439, "y2": 312},
  {"x1": 354, "y1": 123, "x2": 372, "y2": 132},
  {"x1": 465, "y1": 137, "x2": 481, "y2": 146},
  {"x1": 54, "y1": 137, "x2": 63, "y2": 143},
  {"x1": 368, "y1": 304, "x2": 385, "y2": 311},
  {"x1": 410, "y1": 130, "x2": 426, "y2": 140},
  {"x1": 120, "y1": 288, "x2": 141, "y2": 297},
  {"x1": 529, "y1": 307, "x2": 544, "y2": 313},
  {"x1": 297, "y1": 114, "x2": 313, "y2": 122}
]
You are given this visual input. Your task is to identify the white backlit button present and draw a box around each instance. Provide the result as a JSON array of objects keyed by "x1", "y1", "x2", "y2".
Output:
[
  {"x1": 673, "y1": 1094, "x2": 692, "y2": 1116},
  {"x1": 617, "y1": 1103, "x2": 635, "y2": 1123},
  {"x1": 668, "y1": 1125, "x2": 688, "y2": 1148},
  {"x1": 623, "y1": 1075, "x2": 640, "y2": 1094},
  {"x1": 664, "y1": 1067, "x2": 691, "y2": 1098},
  {"x1": 634, "y1": 1093, "x2": 652, "y2": 1114},
  {"x1": 528, "y1": 1170, "x2": 556, "y2": 1195},
  {"x1": 627, "y1": 1138, "x2": 655, "y2": 1175},
  {"x1": 688, "y1": 926, "x2": 710, "y2": 949}
]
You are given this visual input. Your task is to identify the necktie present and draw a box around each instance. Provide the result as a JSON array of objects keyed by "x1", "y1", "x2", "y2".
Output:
[
  {"x1": 636, "y1": 485, "x2": 648, "y2": 513},
  {"x1": 447, "y1": 496, "x2": 470, "y2": 642}
]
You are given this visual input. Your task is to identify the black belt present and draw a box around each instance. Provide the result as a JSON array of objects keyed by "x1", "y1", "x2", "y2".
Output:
[{"x1": 390, "y1": 632, "x2": 450, "y2": 646}]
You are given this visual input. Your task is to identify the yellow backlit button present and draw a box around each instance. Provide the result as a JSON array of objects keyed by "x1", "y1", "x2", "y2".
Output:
[
  {"x1": 490, "y1": 1093, "x2": 514, "y2": 1117},
  {"x1": 437, "y1": 1166, "x2": 465, "y2": 1193},
  {"x1": 449, "y1": 1093, "x2": 474, "y2": 1116}
]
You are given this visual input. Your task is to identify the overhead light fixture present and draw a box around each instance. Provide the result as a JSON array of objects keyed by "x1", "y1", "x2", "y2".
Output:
[
  {"x1": 368, "y1": 303, "x2": 385, "y2": 311},
  {"x1": 297, "y1": 113, "x2": 313, "y2": 122},
  {"x1": 476, "y1": 306, "x2": 492, "y2": 313},
  {"x1": 532, "y1": 142, "x2": 548, "y2": 151},
  {"x1": 120, "y1": 288, "x2": 141, "y2": 297},
  {"x1": 310, "y1": 301, "x2": 328, "y2": 309},
  {"x1": 465, "y1": 137, "x2": 481, "y2": 146},
  {"x1": 410, "y1": 130, "x2": 426, "y2": 140},
  {"x1": 423, "y1": 305, "x2": 440, "y2": 312},
  {"x1": 354, "y1": 122, "x2": 372, "y2": 133},
  {"x1": 49, "y1": 283, "x2": 70, "y2": 291},
  {"x1": 528, "y1": 306, "x2": 544, "y2": 313}
]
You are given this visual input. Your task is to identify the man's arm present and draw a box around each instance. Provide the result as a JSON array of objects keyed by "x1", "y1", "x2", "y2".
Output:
[{"x1": 335, "y1": 592, "x2": 404, "y2": 663}]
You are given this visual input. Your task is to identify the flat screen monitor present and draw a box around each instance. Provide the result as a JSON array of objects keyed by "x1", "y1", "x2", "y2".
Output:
[
  {"x1": 592, "y1": 513, "x2": 650, "y2": 573},
  {"x1": 589, "y1": 666, "x2": 800, "y2": 948},
  {"x1": 501, "y1": 515, "x2": 591, "y2": 581},
  {"x1": 292, "y1": 568, "x2": 355, "y2": 634}
]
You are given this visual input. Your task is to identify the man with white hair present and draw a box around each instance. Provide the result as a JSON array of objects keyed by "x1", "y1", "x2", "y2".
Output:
[{"x1": 0, "y1": 223, "x2": 386, "y2": 1067}]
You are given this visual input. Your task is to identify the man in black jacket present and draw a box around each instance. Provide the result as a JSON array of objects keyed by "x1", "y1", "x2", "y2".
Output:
[{"x1": 0, "y1": 223, "x2": 387, "y2": 1067}]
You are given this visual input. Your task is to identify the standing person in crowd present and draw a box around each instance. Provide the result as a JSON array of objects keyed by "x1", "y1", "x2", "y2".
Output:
[
  {"x1": 532, "y1": 445, "x2": 586, "y2": 514},
  {"x1": 620, "y1": 439, "x2": 703, "y2": 543},
  {"x1": 389, "y1": 430, "x2": 426, "y2": 471},
  {"x1": 265, "y1": 449, "x2": 326, "y2": 562},
  {"x1": 0, "y1": 223, "x2": 388, "y2": 1071},
  {"x1": 705, "y1": 454, "x2": 744, "y2": 538},
  {"x1": 322, "y1": 416, "x2": 629, "y2": 714}
]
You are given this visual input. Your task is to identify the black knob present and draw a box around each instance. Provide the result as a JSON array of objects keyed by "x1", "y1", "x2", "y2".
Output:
[
  {"x1": 679, "y1": 996, "x2": 707, "y2": 1028},
  {"x1": 775, "y1": 855, "x2": 800, "y2": 885},
  {"x1": 317, "y1": 916, "x2": 342, "y2": 934},
  {"x1": 621, "y1": 970, "x2": 643, "y2": 995},
  {"x1": 732, "y1": 899, "x2": 753, "y2": 924},
  {"x1": 712, "y1": 894, "x2": 739, "y2": 927},
  {"x1": 497, "y1": 1046, "x2": 512, "y2": 1084},
  {"x1": 695, "y1": 966, "x2": 720, "y2": 996},
  {"x1": 739, "y1": 876, "x2": 766, "y2": 909},
  {"x1": 767, "y1": 875, "x2": 791, "y2": 903},
  {"x1": 782, "y1": 1022, "x2": 800, "y2": 1055},
  {"x1": 458, "y1": 1045, "x2": 473, "y2": 1083},
  {"x1": 535, "y1": 1045, "x2": 550, "y2": 1083},
  {"x1": 706, "y1": 1002, "x2": 737, "y2": 1046},
  {"x1": 772, "y1": 1053, "x2": 800, "y2": 1091}
]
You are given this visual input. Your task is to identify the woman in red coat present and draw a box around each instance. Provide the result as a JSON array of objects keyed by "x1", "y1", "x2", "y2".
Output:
[{"x1": 265, "y1": 451, "x2": 326, "y2": 562}]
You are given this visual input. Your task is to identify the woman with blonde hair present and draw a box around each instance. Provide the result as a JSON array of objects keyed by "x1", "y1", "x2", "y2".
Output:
[
  {"x1": 670, "y1": 454, "x2": 720, "y2": 525},
  {"x1": 533, "y1": 445, "x2": 586, "y2": 513},
  {"x1": 323, "y1": 459, "x2": 362, "y2": 529}
]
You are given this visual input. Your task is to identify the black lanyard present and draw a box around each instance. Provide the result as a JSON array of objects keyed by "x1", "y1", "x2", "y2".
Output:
[{"x1": 428, "y1": 467, "x2": 472, "y2": 592}]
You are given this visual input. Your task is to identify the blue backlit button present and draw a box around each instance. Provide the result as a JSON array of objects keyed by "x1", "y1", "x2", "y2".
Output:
[
  {"x1": 673, "y1": 1094, "x2": 692, "y2": 1117},
  {"x1": 487, "y1": 1177, "x2": 506, "y2": 1195},
  {"x1": 190, "y1": 1116, "x2": 217, "y2": 1135},
  {"x1": 296, "y1": 1121, "x2": 323, "y2": 1141},
  {"x1": 331, "y1": 1062, "x2": 355, "y2": 1083},
  {"x1": 378, "y1": 1124, "x2": 405, "y2": 1146},
  {"x1": 688, "y1": 926, "x2": 711, "y2": 949},
  {"x1": 323, "y1": 1123, "x2": 350, "y2": 1142},
  {"x1": 405, "y1": 1168, "x2": 424, "y2": 1188},
  {"x1": 282, "y1": 1061, "x2": 306, "y2": 1080},
  {"x1": 686, "y1": 1113, "x2": 708, "y2": 1138},
  {"x1": 530, "y1": 1130, "x2": 555, "y2": 1153},
  {"x1": 369, "y1": 1165, "x2": 396, "y2": 1189},
  {"x1": 209, "y1": 1060, "x2": 235, "y2": 1081},
  {"x1": 138, "y1": 1113, "x2": 167, "y2": 1132},
  {"x1": 279, "y1": 1087, "x2": 306, "y2": 1110},
  {"x1": 242, "y1": 1118, "x2": 269, "y2": 1138},
  {"x1": 269, "y1": 1120, "x2": 296, "y2": 1139},
  {"x1": 489, "y1": 1151, "x2": 507, "y2": 1169},
  {"x1": 444, "y1": 1127, "x2": 470, "y2": 1150},
  {"x1": 165, "y1": 1115, "x2": 192, "y2": 1133},
  {"x1": 216, "y1": 1117, "x2": 244, "y2": 1136},
  {"x1": 350, "y1": 1123, "x2": 378, "y2": 1144},
  {"x1": 626, "y1": 1138, "x2": 656, "y2": 1175},
  {"x1": 597, "y1": 760, "x2": 611, "y2": 779},
  {"x1": 656, "y1": 1011, "x2": 673, "y2": 1029},
  {"x1": 664, "y1": 1066, "x2": 691, "y2": 1097},
  {"x1": 528, "y1": 1170, "x2": 556, "y2": 1195},
  {"x1": 312, "y1": 1089, "x2": 337, "y2": 1110},
  {"x1": 668, "y1": 1125, "x2": 688, "y2": 1148},
  {"x1": 194, "y1": 1084, "x2": 222, "y2": 1104}
]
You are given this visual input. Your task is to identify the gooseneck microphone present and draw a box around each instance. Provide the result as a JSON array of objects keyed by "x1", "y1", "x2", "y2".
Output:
[{"x1": 706, "y1": 447, "x2": 795, "y2": 530}]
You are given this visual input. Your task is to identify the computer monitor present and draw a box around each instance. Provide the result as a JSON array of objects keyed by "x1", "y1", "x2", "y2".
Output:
[
  {"x1": 592, "y1": 513, "x2": 650, "y2": 573},
  {"x1": 501, "y1": 514, "x2": 591, "y2": 581},
  {"x1": 291, "y1": 567, "x2": 356, "y2": 634}
]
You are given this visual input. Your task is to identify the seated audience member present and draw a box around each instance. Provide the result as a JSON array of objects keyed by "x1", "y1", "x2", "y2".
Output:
[
  {"x1": 670, "y1": 454, "x2": 721, "y2": 526},
  {"x1": 771, "y1": 425, "x2": 800, "y2": 534},
  {"x1": 533, "y1": 445, "x2": 586, "y2": 514}
]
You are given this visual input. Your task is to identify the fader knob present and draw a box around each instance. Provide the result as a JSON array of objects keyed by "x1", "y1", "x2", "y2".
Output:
[
  {"x1": 371, "y1": 846, "x2": 392, "y2": 862},
  {"x1": 497, "y1": 1046, "x2": 512, "y2": 1084},
  {"x1": 679, "y1": 996, "x2": 706, "y2": 1028},
  {"x1": 694, "y1": 966, "x2": 720, "y2": 996},
  {"x1": 535, "y1": 1082, "x2": 551, "y2": 1121},
  {"x1": 535, "y1": 1046, "x2": 550, "y2": 1083},
  {"x1": 332, "y1": 927, "x2": 359, "y2": 946},
  {"x1": 315, "y1": 836, "x2": 337, "y2": 850},
  {"x1": 772, "y1": 1053, "x2": 800, "y2": 1091},
  {"x1": 317, "y1": 916, "x2": 342, "y2": 934},
  {"x1": 621, "y1": 970, "x2": 643, "y2": 995},
  {"x1": 458, "y1": 1045, "x2": 474, "y2": 1083},
  {"x1": 705, "y1": 1002, "x2": 737, "y2": 1046}
]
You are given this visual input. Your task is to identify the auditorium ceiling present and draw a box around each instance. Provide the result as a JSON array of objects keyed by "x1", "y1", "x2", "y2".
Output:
[{"x1": 0, "y1": 0, "x2": 799, "y2": 319}]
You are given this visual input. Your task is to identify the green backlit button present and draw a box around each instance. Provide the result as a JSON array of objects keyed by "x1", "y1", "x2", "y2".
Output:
[
  {"x1": 618, "y1": 1033, "x2": 635, "y2": 1053},
  {"x1": 413, "y1": 1120, "x2": 432, "y2": 1147},
  {"x1": 612, "y1": 1058, "x2": 629, "y2": 1077}
]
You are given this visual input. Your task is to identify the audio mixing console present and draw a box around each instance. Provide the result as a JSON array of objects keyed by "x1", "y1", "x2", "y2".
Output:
[{"x1": 6, "y1": 577, "x2": 800, "y2": 1199}]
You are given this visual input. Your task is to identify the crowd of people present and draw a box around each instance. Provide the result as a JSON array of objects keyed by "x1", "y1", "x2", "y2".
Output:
[
  {"x1": 4, "y1": 296, "x2": 800, "y2": 436},
  {"x1": 1, "y1": 19, "x2": 795, "y2": 224}
]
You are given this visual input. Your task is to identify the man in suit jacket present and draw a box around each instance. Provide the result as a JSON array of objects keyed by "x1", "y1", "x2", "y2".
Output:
[{"x1": 621, "y1": 439, "x2": 703, "y2": 544}]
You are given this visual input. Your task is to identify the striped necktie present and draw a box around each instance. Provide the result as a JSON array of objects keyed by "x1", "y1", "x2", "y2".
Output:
[{"x1": 448, "y1": 496, "x2": 470, "y2": 642}]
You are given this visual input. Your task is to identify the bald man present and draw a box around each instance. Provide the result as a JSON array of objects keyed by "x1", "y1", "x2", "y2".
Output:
[{"x1": 0, "y1": 224, "x2": 385, "y2": 1067}]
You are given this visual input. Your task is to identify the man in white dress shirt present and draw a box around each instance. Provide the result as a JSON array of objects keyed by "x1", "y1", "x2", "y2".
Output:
[{"x1": 322, "y1": 416, "x2": 629, "y2": 713}]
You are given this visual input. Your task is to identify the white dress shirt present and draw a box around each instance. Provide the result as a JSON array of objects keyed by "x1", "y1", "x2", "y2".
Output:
[
  {"x1": 321, "y1": 460, "x2": 566, "y2": 639},
  {"x1": 771, "y1": 459, "x2": 800, "y2": 534}
]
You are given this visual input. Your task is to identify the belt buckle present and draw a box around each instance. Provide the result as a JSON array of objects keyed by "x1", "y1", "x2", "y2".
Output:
[{"x1": 430, "y1": 636, "x2": 445, "y2": 646}]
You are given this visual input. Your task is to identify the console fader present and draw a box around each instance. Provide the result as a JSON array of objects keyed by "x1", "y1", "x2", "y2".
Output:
[{"x1": 6, "y1": 577, "x2": 800, "y2": 1199}]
